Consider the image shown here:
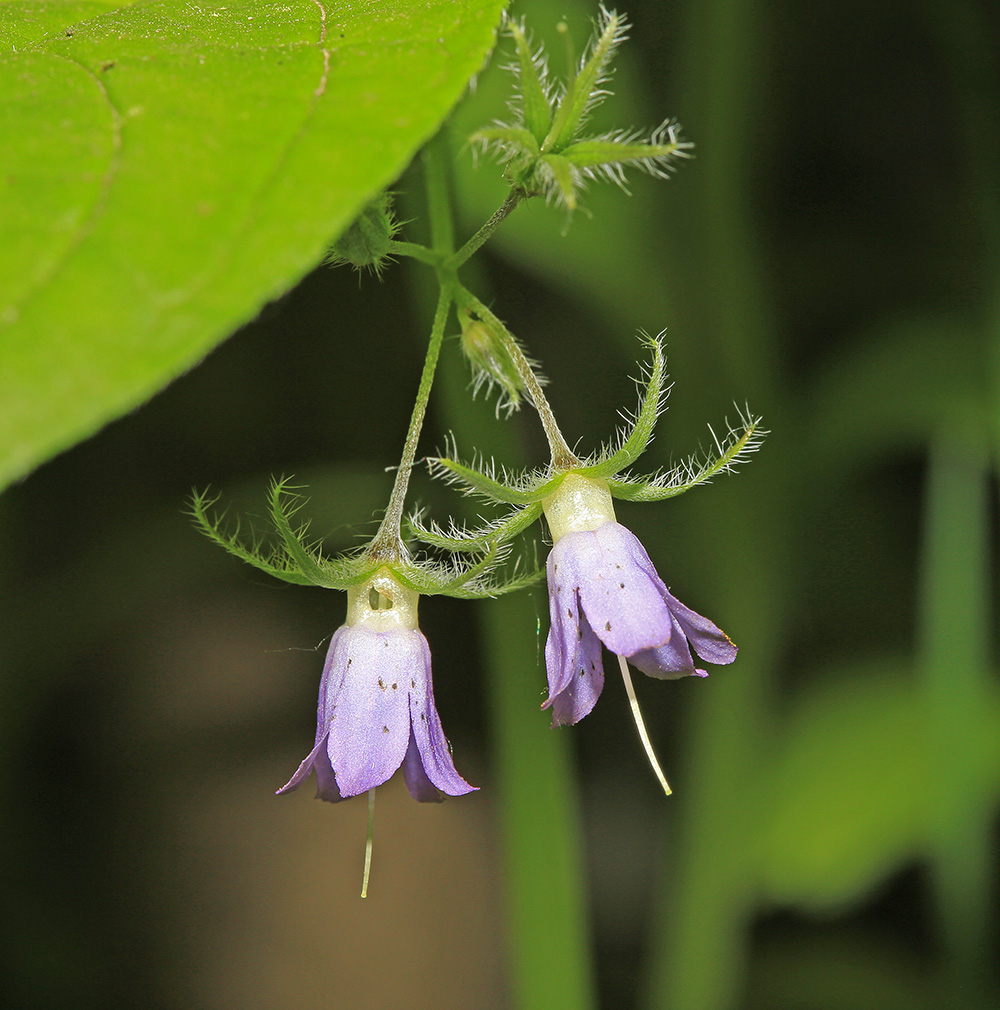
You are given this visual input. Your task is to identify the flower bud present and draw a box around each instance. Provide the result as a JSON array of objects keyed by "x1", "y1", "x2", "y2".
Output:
[
  {"x1": 327, "y1": 193, "x2": 397, "y2": 275},
  {"x1": 459, "y1": 312, "x2": 529, "y2": 415}
]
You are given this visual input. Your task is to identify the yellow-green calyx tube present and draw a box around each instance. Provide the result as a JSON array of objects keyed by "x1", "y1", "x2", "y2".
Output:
[
  {"x1": 346, "y1": 569, "x2": 420, "y2": 631},
  {"x1": 542, "y1": 473, "x2": 617, "y2": 542}
]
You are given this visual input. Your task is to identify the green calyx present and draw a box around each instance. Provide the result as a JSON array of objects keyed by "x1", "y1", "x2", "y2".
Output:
[
  {"x1": 190, "y1": 477, "x2": 532, "y2": 600},
  {"x1": 415, "y1": 333, "x2": 765, "y2": 552},
  {"x1": 473, "y1": 8, "x2": 692, "y2": 211}
]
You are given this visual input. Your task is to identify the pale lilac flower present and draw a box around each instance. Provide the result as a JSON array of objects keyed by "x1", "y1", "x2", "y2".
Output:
[
  {"x1": 277, "y1": 572, "x2": 476, "y2": 803},
  {"x1": 542, "y1": 474, "x2": 736, "y2": 726}
]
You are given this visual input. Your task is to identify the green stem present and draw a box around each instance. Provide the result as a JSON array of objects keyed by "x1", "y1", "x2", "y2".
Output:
[
  {"x1": 484, "y1": 592, "x2": 596, "y2": 1010},
  {"x1": 369, "y1": 130, "x2": 465, "y2": 559},
  {"x1": 447, "y1": 189, "x2": 523, "y2": 270},
  {"x1": 398, "y1": 125, "x2": 596, "y2": 1010},
  {"x1": 369, "y1": 287, "x2": 452, "y2": 560},
  {"x1": 423, "y1": 131, "x2": 456, "y2": 258},
  {"x1": 919, "y1": 431, "x2": 994, "y2": 979},
  {"x1": 454, "y1": 285, "x2": 579, "y2": 469},
  {"x1": 387, "y1": 240, "x2": 441, "y2": 266}
]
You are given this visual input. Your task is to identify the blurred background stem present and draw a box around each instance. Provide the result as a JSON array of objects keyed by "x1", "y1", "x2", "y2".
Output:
[
  {"x1": 643, "y1": 0, "x2": 780, "y2": 1005},
  {"x1": 920, "y1": 431, "x2": 994, "y2": 986}
]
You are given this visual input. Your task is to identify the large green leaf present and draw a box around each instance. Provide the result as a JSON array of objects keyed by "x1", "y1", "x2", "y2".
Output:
[{"x1": 0, "y1": 0, "x2": 504, "y2": 489}]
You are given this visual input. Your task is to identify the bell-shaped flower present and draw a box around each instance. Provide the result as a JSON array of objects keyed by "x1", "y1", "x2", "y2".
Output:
[
  {"x1": 541, "y1": 473, "x2": 736, "y2": 726},
  {"x1": 276, "y1": 569, "x2": 476, "y2": 803},
  {"x1": 412, "y1": 333, "x2": 763, "y2": 792}
]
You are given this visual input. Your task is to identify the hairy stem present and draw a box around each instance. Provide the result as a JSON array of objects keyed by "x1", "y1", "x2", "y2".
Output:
[
  {"x1": 369, "y1": 286, "x2": 451, "y2": 560},
  {"x1": 386, "y1": 240, "x2": 441, "y2": 266},
  {"x1": 455, "y1": 285, "x2": 579, "y2": 468},
  {"x1": 369, "y1": 133, "x2": 457, "y2": 560},
  {"x1": 447, "y1": 188, "x2": 523, "y2": 270}
]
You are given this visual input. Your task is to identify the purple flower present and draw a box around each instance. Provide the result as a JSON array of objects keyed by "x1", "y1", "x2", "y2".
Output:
[
  {"x1": 542, "y1": 475, "x2": 736, "y2": 726},
  {"x1": 277, "y1": 574, "x2": 476, "y2": 803}
]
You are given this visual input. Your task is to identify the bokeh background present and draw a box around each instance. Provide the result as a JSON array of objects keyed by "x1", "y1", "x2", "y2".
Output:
[{"x1": 2, "y1": 0, "x2": 998, "y2": 1007}]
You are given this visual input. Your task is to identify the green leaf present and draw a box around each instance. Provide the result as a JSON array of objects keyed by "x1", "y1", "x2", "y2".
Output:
[{"x1": 0, "y1": 0, "x2": 505, "y2": 490}]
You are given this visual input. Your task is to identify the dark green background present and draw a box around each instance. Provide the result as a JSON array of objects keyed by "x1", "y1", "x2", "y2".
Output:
[{"x1": 2, "y1": 0, "x2": 998, "y2": 1007}]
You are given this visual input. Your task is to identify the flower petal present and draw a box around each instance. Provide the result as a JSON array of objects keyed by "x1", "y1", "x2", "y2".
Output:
[
  {"x1": 313, "y1": 626, "x2": 349, "y2": 743},
  {"x1": 276, "y1": 627, "x2": 350, "y2": 801},
  {"x1": 543, "y1": 606, "x2": 605, "y2": 726},
  {"x1": 661, "y1": 587, "x2": 738, "y2": 665},
  {"x1": 275, "y1": 730, "x2": 345, "y2": 801},
  {"x1": 401, "y1": 731, "x2": 443, "y2": 802},
  {"x1": 408, "y1": 632, "x2": 477, "y2": 797},
  {"x1": 311, "y1": 739, "x2": 343, "y2": 802},
  {"x1": 275, "y1": 737, "x2": 324, "y2": 794},
  {"x1": 628, "y1": 609, "x2": 706, "y2": 680},
  {"x1": 544, "y1": 547, "x2": 587, "y2": 701},
  {"x1": 326, "y1": 626, "x2": 413, "y2": 798},
  {"x1": 567, "y1": 523, "x2": 673, "y2": 655}
]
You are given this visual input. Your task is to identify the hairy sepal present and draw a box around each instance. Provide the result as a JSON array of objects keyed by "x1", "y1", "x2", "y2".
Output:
[
  {"x1": 409, "y1": 502, "x2": 544, "y2": 553},
  {"x1": 544, "y1": 7, "x2": 629, "y2": 152},
  {"x1": 190, "y1": 489, "x2": 318, "y2": 587},
  {"x1": 579, "y1": 332, "x2": 668, "y2": 479},
  {"x1": 428, "y1": 453, "x2": 561, "y2": 505},
  {"x1": 507, "y1": 18, "x2": 553, "y2": 140},
  {"x1": 605, "y1": 409, "x2": 766, "y2": 501},
  {"x1": 562, "y1": 122, "x2": 692, "y2": 181}
]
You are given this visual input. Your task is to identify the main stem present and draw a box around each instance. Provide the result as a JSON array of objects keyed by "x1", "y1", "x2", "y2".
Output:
[
  {"x1": 369, "y1": 132, "x2": 457, "y2": 561},
  {"x1": 368, "y1": 287, "x2": 451, "y2": 560}
]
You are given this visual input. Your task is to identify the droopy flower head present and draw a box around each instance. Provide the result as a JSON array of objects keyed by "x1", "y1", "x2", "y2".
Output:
[
  {"x1": 541, "y1": 473, "x2": 736, "y2": 726},
  {"x1": 277, "y1": 569, "x2": 476, "y2": 803}
]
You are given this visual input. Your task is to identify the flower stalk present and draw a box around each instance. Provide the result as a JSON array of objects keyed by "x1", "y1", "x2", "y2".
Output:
[
  {"x1": 453, "y1": 285, "x2": 579, "y2": 468},
  {"x1": 368, "y1": 284, "x2": 452, "y2": 561}
]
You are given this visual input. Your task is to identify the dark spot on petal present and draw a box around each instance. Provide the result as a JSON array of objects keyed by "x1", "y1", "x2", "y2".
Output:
[
  {"x1": 382, "y1": 726, "x2": 389, "y2": 734},
  {"x1": 605, "y1": 621, "x2": 612, "y2": 631},
  {"x1": 391, "y1": 682, "x2": 397, "y2": 690},
  {"x1": 579, "y1": 668, "x2": 585, "y2": 678},
  {"x1": 347, "y1": 658, "x2": 352, "y2": 667},
  {"x1": 554, "y1": 563, "x2": 559, "y2": 571},
  {"x1": 577, "y1": 629, "x2": 583, "y2": 640},
  {"x1": 619, "y1": 583, "x2": 625, "y2": 589},
  {"x1": 410, "y1": 679, "x2": 415, "y2": 688},
  {"x1": 420, "y1": 713, "x2": 426, "y2": 721},
  {"x1": 567, "y1": 608, "x2": 573, "y2": 618},
  {"x1": 383, "y1": 640, "x2": 389, "y2": 647},
  {"x1": 378, "y1": 678, "x2": 385, "y2": 690}
]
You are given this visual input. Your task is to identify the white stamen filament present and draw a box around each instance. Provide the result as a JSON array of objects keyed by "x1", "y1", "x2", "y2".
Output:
[
  {"x1": 618, "y1": 654, "x2": 672, "y2": 797},
  {"x1": 361, "y1": 788, "x2": 376, "y2": 898}
]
